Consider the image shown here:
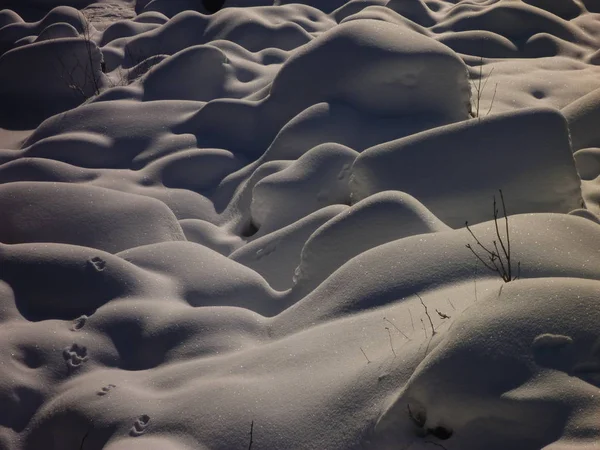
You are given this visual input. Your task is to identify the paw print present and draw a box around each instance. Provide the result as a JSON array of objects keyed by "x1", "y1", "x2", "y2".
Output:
[
  {"x1": 130, "y1": 414, "x2": 150, "y2": 436},
  {"x1": 97, "y1": 384, "x2": 116, "y2": 396},
  {"x1": 87, "y1": 256, "x2": 106, "y2": 272},
  {"x1": 63, "y1": 344, "x2": 88, "y2": 371}
]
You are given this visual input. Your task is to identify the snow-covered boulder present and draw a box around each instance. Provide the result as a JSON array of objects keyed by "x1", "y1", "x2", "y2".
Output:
[
  {"x1": 268, "y1": 19, "x2": 471, "y2": 122},
  {"x1": 350, "y1": 107, "x2": 582, "y2": 227}
]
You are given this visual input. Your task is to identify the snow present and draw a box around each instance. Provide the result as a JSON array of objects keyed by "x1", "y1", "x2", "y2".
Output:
[
  {"x1": 0, "y1": 0, "x2": 600, "y2": 449},
  {"x1": 0, "y1": 37, "x2": 103, "y2": 126},
  {"x1": 350, "y1": 107, "x2": 583, "y2": 227}
]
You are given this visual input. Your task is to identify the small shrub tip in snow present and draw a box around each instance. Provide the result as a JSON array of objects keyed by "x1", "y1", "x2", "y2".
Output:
[
  {"x1": 52, "y1": 12, "x2": 102, "y2": 100},
  {"x1": 470, "y1": 57, "x2": 498, "y2": 120},
  {"x1": 465, "y1": 190, "x2": 521, "y2": 283}
]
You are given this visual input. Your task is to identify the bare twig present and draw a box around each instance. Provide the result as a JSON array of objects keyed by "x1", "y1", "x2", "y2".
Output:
[
  {"x1": 416, "y1": 294, "x2": 436, "y2": 337},
  {"x1": 54, "y1": 53, "x2": 88, "y2": 101},
  {"x1": 446, "y1": 299, "x2": 455, "y2": 310},
  {"x1": 436, "y1": 310, "x2": 450, "y2": 320},
  {"x1": 384, "y1": 317, "x2": 410, "y2": 339},
  {"x1": 470, "y1": 57, "x2": 496, "y2": 120},
  {"x1": 465, "y1": 190, "x2": 520, "y2": 283},
  {"x1": 79, "y1": 13, "x2": 100, "y2": 96},
  {"x1": 51, "y1": 12, "x2": 102, "y2": 100},
  {"x1": 248, "y1": 421, "x2": 254, "y2": 450},
  {"x1": 486, "y1": 82, "x2": 498, "y2": 116},
  {"x1": 408, "y1": 309, "x2": 415, "y2": 332},
  {"x1": 384, "y1": 327, "x2": 396, "y2": 358},
  {"x1": 360, "y1": 347, "x2": 371, "y2": 364}
]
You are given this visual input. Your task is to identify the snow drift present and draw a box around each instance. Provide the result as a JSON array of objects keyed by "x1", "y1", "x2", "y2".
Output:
[{"x1": 0, "y1": 0, "x2": 599, "y2": 449}]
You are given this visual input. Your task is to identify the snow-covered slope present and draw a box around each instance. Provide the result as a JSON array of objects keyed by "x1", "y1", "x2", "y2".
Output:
[{"x1": 0, "y1": 1, "x2": 599, "y2": 449}]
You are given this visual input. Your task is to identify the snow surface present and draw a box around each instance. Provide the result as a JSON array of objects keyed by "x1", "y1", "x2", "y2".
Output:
[{"x1": 1, "y1": 0, "x2": 600, "y2": 449}]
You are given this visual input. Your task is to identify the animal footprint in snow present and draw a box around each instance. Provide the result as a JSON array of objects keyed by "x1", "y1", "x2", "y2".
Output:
[
  {"x1": 71, "y1": 315, "x2": 88, "y2": 331},
  {"x1": 97, "y1": 384, "x2": 116, "y2": 396},
  {"x1": 88, "y1": 256, "x2": 106, "y2": 272},
  {"x1": 63, "y1": 343, "x2": 88, "y2": 371},
  {"x1": 130, "y1": 414, "x2": 150, "y2": 436}
]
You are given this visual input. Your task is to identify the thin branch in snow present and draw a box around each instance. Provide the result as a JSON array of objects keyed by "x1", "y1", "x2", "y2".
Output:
[
  {"x1": 384, "y1": 317, "x2": 410, "y2": 339},
  {"x1": 416, "y1": 294, "x2": 436, "y2": 337},
  {"x1": 465, "y1": 190, "x2": 520, "y2": 283},
  {"x1": 360, "y1": 347, "x2": 371, "y2": 364},
  {"x1": 248, "y1": 421, "x2": 254, "y2": 450},
  {"x1": 384, "y1": 327, "x2": 396, "y2": 358}
]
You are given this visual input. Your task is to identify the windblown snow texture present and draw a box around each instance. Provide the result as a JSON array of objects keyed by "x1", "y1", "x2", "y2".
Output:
[{"x1": 0, "y1": 1, "x2": 599, "y2": 449}]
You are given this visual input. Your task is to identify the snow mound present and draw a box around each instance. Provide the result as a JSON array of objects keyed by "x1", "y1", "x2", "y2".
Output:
[
  {"x1": 261, "y1": 101, "x2": 451, "y2": 163},
  {"x1": 179, "y1": 218, "x2": 242, "y2": 255},
  {"x1": 269, "y1": 19, "x2": 471, "y2": 121},
  {"x1": 117, "y1": 241, "x2": 280, "y2": 315},
  {"x1": 231, "y1": 205, "x2": 346, "y2": 291},
  {"x1": 35, "y1": 22, "x2": 80, "y2": 41},
  {"x1": 0, "y1": 9, "x2": 22, "y2": 28},
  {"x1": 22, "y1": 100, "x2": 200, "y2": 169},
  {"x1": 1, "y1": 0, "x2": 600, "y2": 449},
  {"x1": 0, "y1": 242, "x2": 156, "y2": 320},
  {"x1": 0, "y1": 37, "x2": 103, "y2": 127},
  {"x1": 351, "y1": 107, "x2": 582, "y2": 227},
  {"x1": 374, "y1": 277, "x2": 600, "y2": 449},
  {"x1": 250, "y1": 142, "x2": 356, "y2": 233},
  {"x1": 0, "y1": 6, "x2": 88, "y2": 55},
  {"x1": 141, "y1": 44, "x2": 229, "y2": 101},
  {"x1": 0, "y1": 182, "x2": 185, "y2": 253},
  {"x1": 293, "y1": 191, "x2": 451, "y2": 296}
]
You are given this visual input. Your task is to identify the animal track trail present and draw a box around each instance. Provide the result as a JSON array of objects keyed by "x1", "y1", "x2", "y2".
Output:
[
  {"x1": 97, "y1": 384, "x2": 116, "y2": 396},
  {"x1": 63, "y1": 343, "x2": 88, "y2": 373},
  {"x1": 130, "y1": 414, "x2": 151, "y2": 436}
]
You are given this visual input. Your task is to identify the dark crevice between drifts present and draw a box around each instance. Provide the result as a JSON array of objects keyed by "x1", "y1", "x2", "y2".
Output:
[
  {"x1": 240, "y1": 220, "x2": 259, "y2": 238},
  {"x1": 202, "y1": 0, "x2": 226, "y2": 14},
  {"x1": 428, "y1": 426, "x2": 453, "y2": 440},
  {"x1": 408, "y1": 403, "x2": 453, "y2": 442}
]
